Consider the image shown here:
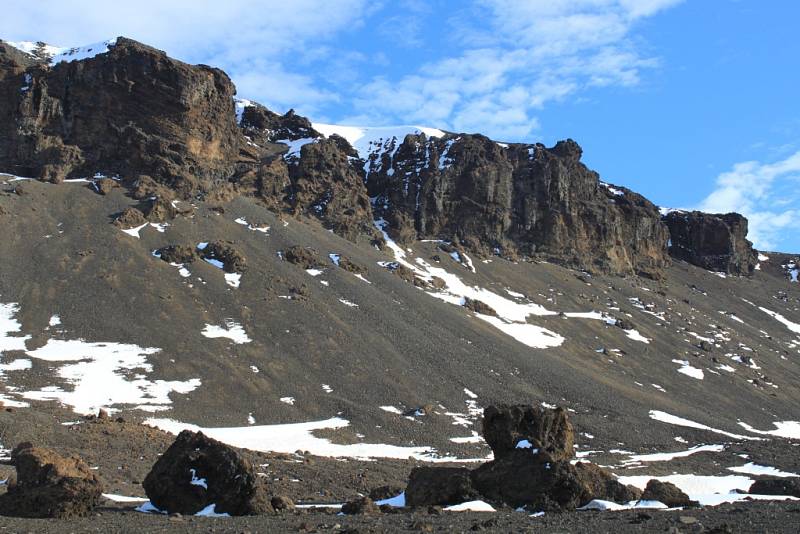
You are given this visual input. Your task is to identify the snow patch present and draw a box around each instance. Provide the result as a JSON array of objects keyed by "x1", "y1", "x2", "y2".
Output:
[
  {"x1": 737, "y1": 421, "x2": 800, "y2": 439},
  {"x1": 21, "y1": 337, "x2": 200, "y2": 415},
  {"x1": 145, "y1": 417, "x2": 467, "y2": 461},
  {"x1": 201, "y1": 320, "x2": 251, "y2": 344},
  {"x1": 444, "y1": 500, "x2": 496, "y2": 512},
  {"x1": 672, "y1": 359, "x2": 704, "y2": 380},
  {"x1": 649, "y1": 410, "x2": 759, "y2": 440}
]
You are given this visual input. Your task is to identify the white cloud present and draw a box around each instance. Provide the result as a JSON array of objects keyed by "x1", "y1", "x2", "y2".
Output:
[
  {"x1": 0, "y1": 0, "x2": 684, "y2": 137},
  {"x1": 698, "y1": 151, "x2": 800, "y2": 250},
  {"x1": 351, "y1": 0, "x2": 684, "y2": 139}
]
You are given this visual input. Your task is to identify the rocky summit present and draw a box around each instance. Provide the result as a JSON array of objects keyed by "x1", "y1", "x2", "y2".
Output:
[{"x1": 0, "y1": 35, "x2": 799, "y2": 534}]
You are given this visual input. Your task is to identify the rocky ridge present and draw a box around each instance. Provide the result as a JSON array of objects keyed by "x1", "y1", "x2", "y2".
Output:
[{"x1": 0, "y1": 36, "x2": 762, "y2": 278}]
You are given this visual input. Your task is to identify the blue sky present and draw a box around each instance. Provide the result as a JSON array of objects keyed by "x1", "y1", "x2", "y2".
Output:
[{"x1": 3, "y1": 0, "x2": 799, "y2": 251}]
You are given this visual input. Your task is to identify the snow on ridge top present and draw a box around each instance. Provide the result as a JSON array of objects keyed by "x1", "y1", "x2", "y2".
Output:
[
  {"x1": 5, "y1": 40, "x2": 63, "y2": 59},
  {"x1": 659, "y1": 207, "x2": 686, "y2": 216},
  {"x1": 6, "y1": 38, "x2": 118, "y2": 65},
  {"x1": 234, "y1": 99, "x2": 254, "y2": 125},
  {"x1": 312, "y1": 123, "x2": 446, "y2": 159}
]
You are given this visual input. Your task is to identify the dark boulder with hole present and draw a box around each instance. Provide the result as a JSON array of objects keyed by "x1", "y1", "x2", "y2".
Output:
[
  {"x1": 402, "y1": 404, "x2": 638, "y2": 511},
  {"x1": 142, "y1": 430, "x2": 271, "y2": 516},
  {"x1": 0, "y1": 443, "x2": 104, "y2": 518},
  {"x1": 663, "y1": 211, "x2": 758, "y2": 275},
  {"x1": 482, "y1": 404, "x2": 575, "y2": 462}
]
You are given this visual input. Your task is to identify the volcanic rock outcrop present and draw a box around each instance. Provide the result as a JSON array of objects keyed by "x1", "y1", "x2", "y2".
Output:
[
  {"x1": 663, "y1": 211, "x2": 758, "y2": 275},
  {"x1": 405, "y1": 404, "x2": 641, "y2": 510},
  {"x1": 143, "y1": 430, "x2": 271, "y2": 516},
  {"x1": 0, "y1": 38, "x2": 240, "y2": 191},
  {"x1": 1, "y1": 35, "x2": 764, "y2": 279},
  {"x1": 0, "y1": 443, "x2": 104, "y2": 518},
  {"x1": 365, "y1": 135, "x2": 670, "y2": 276}
]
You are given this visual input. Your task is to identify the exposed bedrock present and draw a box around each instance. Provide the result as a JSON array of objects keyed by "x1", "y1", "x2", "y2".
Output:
[
  {"x1": 663, "y1": 210, "x2": 758, "y2": 275},
  {"x1": 366, "y1": 134, "x2": 670, "y2": 277},
  {"x1": 1, "y1": 36, "x2": 762, "y2": 277}
]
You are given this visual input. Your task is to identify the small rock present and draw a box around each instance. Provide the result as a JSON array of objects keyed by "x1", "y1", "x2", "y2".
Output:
[
  {"x1": 641, "y1": 479, "x2": 698, "y2": 508},
  {"x1": 94, "y1": 178, "x2": 119, "y2": 195},
  {"x1": 270, "y1": 495, "x2": 294, "y2": 511},
  {"x1": 340, "y1": 496, "x2": 380, "y2": 515}
]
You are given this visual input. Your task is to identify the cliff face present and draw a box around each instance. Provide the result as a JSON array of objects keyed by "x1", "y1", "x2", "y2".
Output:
[
  {"x1": 0, "y1": 38, "x2": 240, "y2": 193},
  {"x1": 366, "y1": 134, "x2": 669, "y2": 277},
  {"x1": 0, "y1": 35, "x2": 766, "y2": 278},
  {"x1": 663, "y1": 211, "x2": 758, "y2": 275}
]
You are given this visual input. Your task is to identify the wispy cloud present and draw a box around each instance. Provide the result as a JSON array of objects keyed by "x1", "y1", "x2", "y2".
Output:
[
  {"x1": 698, "y1": 151, "x2": 800, "y2": 251},
  {"x1": 351, "y1": 0, "x2": 684, "y2": 139}
]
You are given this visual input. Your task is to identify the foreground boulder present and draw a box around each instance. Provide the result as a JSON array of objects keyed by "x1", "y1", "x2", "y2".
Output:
[
  {"x1": 405, "y1": 404, "x2": 639, "y2": 511},
  {"x1": 341, "y1": 496, "x2": 381, "y2": 515},
  {"x1": 640, "y1": 479, "x2": 697, "y2": 507},
  {"x1": 143, "y1": 430, "x2": 271, "y2": 515},
  {"x1": 749, "y1": 478, "x2": 800, "y2": 498},
  {"x1": 0, "y1": 443, "x2": 103, "y2": 518},
  {"x1": 470, "y1": 450, "x2": 641, "y2": 510},
  {"x1": 663, "y1": 211, "x2": 758, "y2": 275},
  {"x1": 405, "y1": 467, "x2": 479, "y2": 507},
  {"x1": 574, "y1": 462, "x2": 643, "y2": 504}
]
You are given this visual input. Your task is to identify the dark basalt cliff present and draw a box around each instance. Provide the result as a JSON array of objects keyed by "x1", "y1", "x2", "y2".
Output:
[
  {"x1": 366, "y1": 134, "x2": 669, "y2": 277},
  {"x1": 663, "y1": 211, "x2": 758, "y2": 275},
  {"x1": 0, "y1": 38, "x2": 240, "y2": 193},
  {"x1": 0, "y1": 36, "x2": 762, "y2": 277}
]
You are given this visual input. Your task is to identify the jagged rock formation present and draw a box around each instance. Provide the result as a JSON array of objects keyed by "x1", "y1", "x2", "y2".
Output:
[
  {"x1": 366, "y1": 135, "x2": 670, "y2": 277},
  {"x1": 0, "y1": 443, "x2": 104, "y2": 518},
  {"x1": 287, "y1": 137, "x2": 375, "y2": 240},
  {"x1": 663, "y1": 211, "x2": 758, "y2": 275},
  {"x1": 404, "y1": 404, "x2": 642, "y2": 510}
]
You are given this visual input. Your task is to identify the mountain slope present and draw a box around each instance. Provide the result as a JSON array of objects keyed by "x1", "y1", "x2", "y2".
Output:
[{"x1": 0, "y1": 36, "x2": 799, "y2": 527}]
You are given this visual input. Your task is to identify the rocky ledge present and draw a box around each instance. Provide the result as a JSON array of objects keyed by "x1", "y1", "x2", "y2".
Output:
[{"x1": 663, "y1": 211, "x2": 758, "y2": 275}]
